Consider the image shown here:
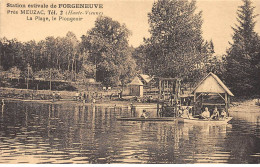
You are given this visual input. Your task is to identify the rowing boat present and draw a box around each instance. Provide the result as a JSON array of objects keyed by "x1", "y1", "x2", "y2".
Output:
[
  {"x1": 178, "y1": 117, "x2": 233, "y2": 124},
  {"x1": 116, "y1": 117, "x2": 177, "y2": 121}
]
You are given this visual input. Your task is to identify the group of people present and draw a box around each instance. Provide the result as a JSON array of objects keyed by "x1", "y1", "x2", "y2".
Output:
[
  {"x1": 179, "y1": 106, "x2": 193, "y2": 119},
  {"x1": 139, "y1": 105, "x2": 227, "y2": 120},
  {"x1": 200, "y1": 107, "x2": 227, "y2": 120},
  {"x1": 179, "y1": 105, "x2": 227, "y2": 120},
  {"x1": 52, "y1": 92, "x2": 61, "y2": 101},
  {"x1": 75, "y1": 92, "x2": 98, "y2": 103}
]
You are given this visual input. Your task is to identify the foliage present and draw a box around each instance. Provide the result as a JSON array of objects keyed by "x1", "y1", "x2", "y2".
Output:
[
  {"x1": 9, "y1": 66, "x2": 21, "y2": 78},
  {"x1": 4, "y1": 1, "x2": 259, "y2": 94},
  {"x1": 81, "y1": 16, "x2": 136, "y2": 86},
  {"x1": 0, "y1": 32, "x2": 85, "y2": 82},
  {"x1": 205, "y1": 56, "x2": 226, "y2": 78},
  {"x1": 81, "y1": 63, "x2": 96, "y2": 78},
  {"x1": 132, "y1": 44, "x2": 152, "y2": 75},
  {"x1": 142, "y1": 0, "x2": 213, "y2": 82},
  {"x1": 225, "y1": 0, "x2": 260, "y2": 95},
  {"x1": 34, "y1": 69, "x2": 64, "y2": 80}
]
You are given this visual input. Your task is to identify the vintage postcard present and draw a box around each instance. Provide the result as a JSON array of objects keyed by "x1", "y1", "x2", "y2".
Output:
[{"x1": 0, "y1": 0, "x2": 260, "y2": 164}]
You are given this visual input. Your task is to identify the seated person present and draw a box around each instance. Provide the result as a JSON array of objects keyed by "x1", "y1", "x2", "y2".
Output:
[
  {"x1": 200, "y1": 107, "x2": 210, "y2": 119},
  {"x1": 188, "y1": 106, "x2": 194, "y2": 119},
  {"x1": 220, "y1": 109, "x2": 227, "y2": 120},
  {"x1": 140, "y1": 110, "x2": 148, "y2": 118},
  {"x1": 178, "y1": 106, "x2": 183, "y2": 116},
  {"x1": 210, "y1": 107, "x2": 220, "y2": 120},
  {"x1": 181, "y1": 107, "x2": 189, "y2": 118}
]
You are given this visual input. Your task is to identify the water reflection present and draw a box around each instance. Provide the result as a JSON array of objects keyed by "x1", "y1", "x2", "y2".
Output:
[{"x1": 0, "y1": 101, "x2": 259, "y2": 164}]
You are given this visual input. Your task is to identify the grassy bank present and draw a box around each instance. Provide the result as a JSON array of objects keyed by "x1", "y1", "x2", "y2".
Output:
[
  {"x1": 0, "y1": 87, "x2": 121, "y2": 102},
  {"x1": 230, "y1": 95, "x2": 260, "y2": 106}
]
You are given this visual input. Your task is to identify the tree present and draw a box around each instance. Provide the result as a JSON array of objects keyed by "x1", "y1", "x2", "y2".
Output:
[
  {"x1": 225, "y1": 0, "x2": 259, "y2": 95},
  {"x1": 205, "y1": 56, "x2": 226, "y2": 77},
  {"x1": 132, "y1": 44, "x2": 152, "y2": 75},
  {"x1": 9, "y1": 66, "x2": 21, "y2": 78},
  {"x1": 145, "y1": 0, "x2": 211, "y2": 82},
  {"x1": 81, "y1": 16, "x2": 136, "y2": 86},
  {"x1": 0, "y1": 38, "x2": 23, "y2": 71},
  {"x1": 22, "y1": 40, "x2": 37, "y2": 70},
  {"x1": 255, "y1": 35, "x2": 260, "y2": 94}
]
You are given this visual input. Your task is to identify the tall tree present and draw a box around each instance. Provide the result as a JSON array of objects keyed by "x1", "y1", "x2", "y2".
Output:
[
  {"x1": 145, "y1": 0, "x2": 211, "y2": 82},
  {"x1": 132, "y1": 44, "x2": 153, "y2": 75},
  {"x1": 81, "y1": 16, "x2": 136, "y2": 86},
  {"x1": 225, "y1": 0, "x2": 259, "y2": 95},
  {"x1": 256, "y1": 35, "x2": 260, "y2": 94},
  {"x1": 0, "y1": 38, "x2": 23, "y2": 71}
]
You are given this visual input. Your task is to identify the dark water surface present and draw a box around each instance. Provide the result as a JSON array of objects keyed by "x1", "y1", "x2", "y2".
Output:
[{"x1": 0, "y1": 101, "x2": 259, "y2": 164}]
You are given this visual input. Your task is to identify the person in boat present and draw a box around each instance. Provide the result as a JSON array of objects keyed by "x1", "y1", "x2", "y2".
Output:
[
  {"x1": 200, "y1": 107, "x2": 210, "y2": 119},
  {"x1": 210, "y1": 106, "x2": 220, "y2": 120},
  {"x1": 220, "y1": 109, "x2": 227, "y2": 120},
  {"x1": 140, "y1": 110, "x2": 148, "y2": 119}
]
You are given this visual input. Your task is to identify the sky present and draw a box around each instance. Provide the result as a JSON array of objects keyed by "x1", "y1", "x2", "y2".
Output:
[{"x1": 0, "y1": 0, "x2": 260, "y2": 55}]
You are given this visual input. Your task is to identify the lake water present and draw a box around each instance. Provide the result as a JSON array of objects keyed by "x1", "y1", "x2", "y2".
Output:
[{"x1": 0, "y1": 100, "x2": 259, "y2": 164}]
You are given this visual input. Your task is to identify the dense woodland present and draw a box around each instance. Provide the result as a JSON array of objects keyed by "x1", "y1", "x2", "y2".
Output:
[{"x1": 0, "y1": 0, "x2": 260, "y2": 96}]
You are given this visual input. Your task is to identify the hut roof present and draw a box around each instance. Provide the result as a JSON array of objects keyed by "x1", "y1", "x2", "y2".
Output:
[
  {"x1": 138, "y1": 74, "x2": 153, "y2": 83},
  {"x1": 192, "y1": 72, "x2": 234, "y2": 96},
  {"x1": 129, "y1": 76, "x2": 144, "y2": 86}
]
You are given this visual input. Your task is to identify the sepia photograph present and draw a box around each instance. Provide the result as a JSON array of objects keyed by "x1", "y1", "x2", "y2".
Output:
[{"x1": 0, "y1": 0, "x2": 260, "y2": 164}]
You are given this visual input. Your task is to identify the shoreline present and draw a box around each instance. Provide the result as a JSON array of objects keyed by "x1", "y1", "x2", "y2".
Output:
[
  {"x1": 2, "y1": 96, "x2": 259, "y2": 110},
  {"x1": 0, "y1": 97, "x2": 158, "y2": 108},
  {"x1": 1, "y1": 87, "x2": 259, "y2": 110},
  {"x1": 229, "y1": 98, "x2": 260, "y2": 113}
]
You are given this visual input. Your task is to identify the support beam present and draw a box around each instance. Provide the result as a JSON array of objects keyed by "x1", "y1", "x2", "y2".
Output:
[
  {"x1": 228, "y1": 95, "x2": 230, "y2": 108},
  {"x1": 218, "y1": 93, "x2": 225, "y2": 101},
  {"x1": 196, "y1": 92, "x2": 203, "y2": 100},
  {"x1": 193, "y1": 92, "x2": 196, "y2": 115},
  {"x1": 225, "y1": 93, "x2": 228, "y2": 116},
  {"x1": 159, "y1": 80, "x2": 162, "y2": 99},
  {"x1": 172, "y1": 81, "x2": 174, "y2": 94}
]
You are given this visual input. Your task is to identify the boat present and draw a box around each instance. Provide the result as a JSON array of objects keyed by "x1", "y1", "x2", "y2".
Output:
[
  {"x1": 116, "y1": 117, "x2": 177, "y2": 122},
  {"x1": 178, "y1": 117, "x2": 233, "y2": 124}
]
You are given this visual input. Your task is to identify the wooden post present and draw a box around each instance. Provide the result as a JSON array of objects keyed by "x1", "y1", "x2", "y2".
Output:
[
  {"x1": 50, "y1": 68, "x2": 52, "y2": 91},
  {"x1": 201, "y1": 93, "x2": 203, "y2": 113},
  {"x1": 167, "y1": 80, "x2": 169, "y2": 99},
  {"x1": 172, "y1": 81, "x2": 174, "y2": 94},
  {"x1": 159, "y1": 79, "x2": 162, "y2": 99},
  {"x1": 162, "y1": 80, "x2": 165, "y2": 100},
  {"x1": 157, "y1": 102, "x2": 159, "y2": 117},
  {"x1": 228, "y1": 95, "x2": 230, "y2": 108},
  {"x1": 225, "y1": 93, "x2": 228, "y2": 116},
  {"x1": 193, "y1": 92, "x2": 196, "y2": 115}
]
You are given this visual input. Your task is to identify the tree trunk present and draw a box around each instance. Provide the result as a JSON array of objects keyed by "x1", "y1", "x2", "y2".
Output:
[
  {"x1": 67, "y1": 55, "x2": 70, "y2": 71},
  {"x1": 75, "y1": 59, "x2": 77, "y2": 81}
]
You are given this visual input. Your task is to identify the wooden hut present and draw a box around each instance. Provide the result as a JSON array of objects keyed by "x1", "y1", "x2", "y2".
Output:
[
  {"x1": 138, "y1": 74, "x2": 153, "y2": 86},
  {"x1": 128, "y1": 76, "x2": 144, "y2": 97},
  {"x1": 192, "y1": 72, "x2": 234, "y2": 115}
]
